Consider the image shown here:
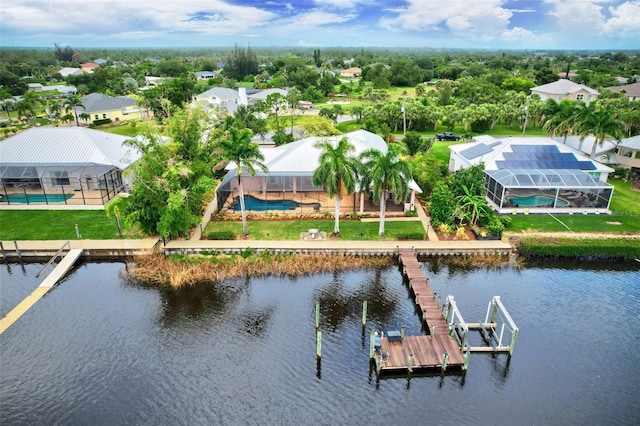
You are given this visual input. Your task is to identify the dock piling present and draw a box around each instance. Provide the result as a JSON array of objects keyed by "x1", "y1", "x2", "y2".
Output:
[
  {"x1": 13, "y1": 241, "x2": 22, "y2": 261},
  {"x1": 408, "y1": 353, "x2": 414, "y2": 373},
  {"x1": 316, "y1": 330, "x2": 322, "y2": 359},
  {"x1": 441, "y1": 352, "x2": 448, "y2": 372},
  {"x1": 362, "y1": 301, "x2": 367, "y2": 327},
  {"x1": 0, "y1": 241, "x2": 6, "y2": 262},
  {"x1": 315, "y1": 302, "x2": 320, "y2": 330}
]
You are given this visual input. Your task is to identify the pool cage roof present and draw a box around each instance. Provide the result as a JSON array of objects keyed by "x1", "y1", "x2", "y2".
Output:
[
  {"x1": 0, "y1": 164, "x2": 117, "y2": 179},
  {"x1": 486, "y1": 169, "x2": 613, "y2": 189}
]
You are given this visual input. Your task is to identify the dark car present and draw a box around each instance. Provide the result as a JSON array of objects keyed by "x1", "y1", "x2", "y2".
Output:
[{"x1": 436, "y1": 132, "x2": 461, "y2": 141}]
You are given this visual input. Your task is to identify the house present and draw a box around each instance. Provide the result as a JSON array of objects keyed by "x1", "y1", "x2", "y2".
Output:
[
  {"x1": 551, "y1": 135, "x2": 618, "y2": 165},
  {"x1": 77, "y1": 93, "x2": 147, "y2": 124},
  {"x1": 0, "y1": 127, "x2": 140, "y2": 206},
  {"x1": 194, "y1": 71, "x2": 216, "y2": 81},
  {"x1": 340, "y1": 67, "x2": 362, "y2": 79},
  {"x1": 192, "y1": 87, "x2": 242, "y2": 115},
  {"x1": 143, "y1": 76, "x2": 168, "y2": 87},
  {"x1": 59, "y1": 67, "x2": 84, "y2": 78},
  {"x1": 449, "y1": 136, "x2": 614, "y2": 214},
  {"x1": 27, "y1": 83, "x2": 44, "y2": 91},
  {"x1": 80, "y1": 62, "x2": 100, "y2": 73},
  {"x1": 530, "y1": 79, "x2": 599, "y2": 105},
  {"x1": 614, "y1": 135, "x2": 640, "y2": 171},
  {"x1": 216, "y1": 130, "x2": 422, "y2": 214},
  {"x1": 605, "y1": 81, "x2": 640, "y2": 102}
]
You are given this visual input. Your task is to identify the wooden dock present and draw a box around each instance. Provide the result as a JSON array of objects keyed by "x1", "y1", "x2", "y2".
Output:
[
  {"x1": 371, "y1": 248, "x2": 468, "y2": 375},
  {"x1": 0, "y1": 249, "x2": 83, "y2": 335}
]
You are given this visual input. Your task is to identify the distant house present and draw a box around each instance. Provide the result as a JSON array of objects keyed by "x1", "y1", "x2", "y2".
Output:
[
  {"x1": 449, "y1": 136, "x2": 614, "y2": 214},
  {"x1": 0, "y1": 127, "x2": 141, "y2": 206},
  {"x1": 247, "y1": 88, "x2": 289, "y2": 103},
  {"x1": 27, "y1": 83, "x2": 44, "y2": 91},
  {"x1": 340, "y1": 67, "x2": 362, "y2": 79},
  {"x1": 530, "y1": 79, "x2": 599, "y2": 105},
  {"x1": 194, "y1": 71, "x2": 216, "y2": 81},
  {"x1": 80, "y1": 62, "x2": 100, "y2": 73},
  {"x1": 614, "y1": 135, "x2": 640, "y2": 171},
  {"x1": 605, "y1": 81, "x2": 640, "y2": 102},
  {"x1": 143, "y1": 76, "x2": 168, "y2": 87},
  {"x1": 192, "y1": 87, "x2": 284, "y2": 115},
  {"x1": 94, "y1": 58, "x2": 108, "y2": 65},
  {"x1": 77, "y1": 93, "x2": 147, "y2": 124},
  {"x1": 59, "y1": 67, "x2": 84, "y2": 78}
]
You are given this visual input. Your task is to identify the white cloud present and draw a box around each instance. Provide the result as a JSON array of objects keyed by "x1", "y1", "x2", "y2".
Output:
[
  {"x1": 378, "y1": 0, "x2": 513, "y2": 37},
  {"x1": 500, "y1": 26, "x2": 536, "y2": 42}
]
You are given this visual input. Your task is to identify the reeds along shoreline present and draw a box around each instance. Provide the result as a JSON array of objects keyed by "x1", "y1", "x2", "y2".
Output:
[{"x1": 127, "y1": 253, "x2": 395, "y2": 287}]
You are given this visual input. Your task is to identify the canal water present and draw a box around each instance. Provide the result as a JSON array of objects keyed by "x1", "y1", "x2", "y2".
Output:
[{"x1": 0, "y1": 259, "x2": 638, "y2": 425}]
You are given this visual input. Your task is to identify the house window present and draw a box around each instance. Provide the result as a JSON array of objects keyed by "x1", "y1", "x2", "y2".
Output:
[
  {"x1": 115, "y1": 117, "x2": 120, "y2": 121},
  {"x1": 51, "y1": 171, "x2": 70, "y2": 186},
  {"x1": 94, "y1": 114, "x2": 99, "y2": 120},
  {"x1": 576, "y1": 94, "x2": 584, "y2": 100},
  {"x1": 102, "y1": 114, "x2": 107, "y2": 119}
]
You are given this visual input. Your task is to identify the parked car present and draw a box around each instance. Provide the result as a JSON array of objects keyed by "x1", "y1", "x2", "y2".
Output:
[{"x1": 436, "y1": 132, "x2": 461, "y2": 141}]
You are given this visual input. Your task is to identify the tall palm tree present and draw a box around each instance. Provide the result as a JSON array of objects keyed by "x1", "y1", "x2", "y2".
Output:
[
  {"x1": 312, "y1": 137, "x2": 357, "y2": 235},
  {"x1": 218, "y1": 127, "x2": 268, "y2": 237},
  {"x1": 359, "y1": 143, "x2": 412, "y2": 236},
  {"x1": 63, "y1": 95, "x2": 85, "y2": 126},
  {"x1": 576, "y1": 105, "x2": 624, "y2": 159},
  {"x1": 541, "y1": 99, "x2": 577, "y2": 144},
  {"x1": 0, "y1": 88, "x2": 14, "y2": 121}
]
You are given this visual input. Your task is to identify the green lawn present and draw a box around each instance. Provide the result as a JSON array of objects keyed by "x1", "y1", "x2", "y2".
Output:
[
  {"x1": 0, "y1": 210, "x2": 143, "y2": 240},
  {"x1": 205, "y1": 219, "x2": 425, "y2": 240}
]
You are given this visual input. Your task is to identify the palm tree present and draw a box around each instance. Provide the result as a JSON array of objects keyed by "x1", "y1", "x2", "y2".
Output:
[
  {"x1": 13, "y1": 99, "x2": 34, "y2": 122},
  {"x1": 312, "y1": 137, "x2": 357, "y2": 235},
  {"x1": 359, "y1": 143, "x2": 412, "y2": 236},
  {"x1": 0, "y1": 88, "x2": 14, "y2": 121},
  {"x1": 218, "y1": 127, "x2": 268, "y2": 237},
  {"x1": 576, "y1": 106, "x2": 624, "y2": 159},
  {"x1": 455, "y1": 184, "x2": 491, "y2": 226},
  {"x1": 541, "y1": 99, "x2": 577, "y2": 144},
  {"x1": 63, "y1": 95, "x2": 85, "y2": 126},
  {"x1": 286, "y1": 88, "x2": 302, "y2": 135}
]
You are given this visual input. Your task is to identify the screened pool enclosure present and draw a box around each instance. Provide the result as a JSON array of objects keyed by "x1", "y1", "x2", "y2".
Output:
[
  {"x1": 0, "y1": 165, "x2": 125, "y2": 206},
  {"x1": 486, "y1": 169, "x2": 613, "y2": 214}
]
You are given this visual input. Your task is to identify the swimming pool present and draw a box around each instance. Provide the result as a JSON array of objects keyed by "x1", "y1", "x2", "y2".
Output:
[
  {"x1": 232, "y1": 195, "x2": 320, "y2": 211},
  {"x1": 1, "y1": 193, "x2": 74, "y2": 203},
  {"x1": 506, "y1": 194, "x2": 568, "y2": 207}
]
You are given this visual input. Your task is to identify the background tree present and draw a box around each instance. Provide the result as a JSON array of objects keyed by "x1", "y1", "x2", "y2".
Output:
[
  {"x1": 312, "y1": 137, "x2": 358, "y2": 235},
  {"x1": 216, "y1": 127, "x2": 267, "y2": 237},
  {"x1": 359, "y1": 143, "x2": 412, "y2": 236},
  {"x1": 223, "y1": 44, "x2": 259, "y2": 81},
  {"x1": 428, "y1": 182, "x2": 456, "y2": 227},
  {"x1": 124, "y1": 109, "x2": 217, "y2": 239}
]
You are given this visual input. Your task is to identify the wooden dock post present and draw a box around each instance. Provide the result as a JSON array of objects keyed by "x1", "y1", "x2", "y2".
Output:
[
  {"x1": 13, "y1": 241, "x2": 22, "y2": 261},
  {"x1": 316, "y1": 330, "x2": 322, "y2": 359},
  {"x1": 463, "y1": 352, "x2": 471, "y2": 371},
  {"x1": 407, "y1": 353, "x2": 414, "y2": 373},
  {"x1": 315, "y1": 302, "x2": 320, "y2": 330},
  {"x1": 0, "y1": 241, "x2": 6, "y2": 262},
  {"x1": 362, "y1": 301, "x2": 367, "y2": 327},
  {"x1": 369, "y1": 330, "x2": 375, "y2": 358},
  {"x1": 441, "y1": 352, "x2": 448, "y2": 372},
  {"x1": 401, "y1": 325, "x2": 405, "y2": 338}
]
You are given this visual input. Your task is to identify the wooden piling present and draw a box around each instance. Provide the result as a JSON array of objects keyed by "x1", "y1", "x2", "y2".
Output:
[
  {"x1": 369, "y1": 330, "x2": 375, "y2": 358},
  {"x1": 316, "y1": 330, "x2": 322, "y2": 359},
  {"x1": 13, "y1": 241, "x2": 21, "y2": 261},
  {"x1": 362, "y1": 301, "x2": 367, "y2": 327},
  {"x1": 463, "y1": 352, "x2": 470, "y2": 371},
  {"x1": 315, "y1": 302, "x2": 320, "y2": 330},
  {"x1": 408, "y1": 353, "x2": 414, "y2": 373},
  {"x1": 0, "y1": 241, "x2": 6, "y2": 262},
  {"x1": 441, "y1": 352, "x2": 448, "y2": 372}
]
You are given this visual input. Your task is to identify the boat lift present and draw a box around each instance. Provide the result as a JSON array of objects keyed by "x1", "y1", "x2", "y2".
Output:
[{"x1": 444, "y1": 295, "x2": 519, "y2": 356}]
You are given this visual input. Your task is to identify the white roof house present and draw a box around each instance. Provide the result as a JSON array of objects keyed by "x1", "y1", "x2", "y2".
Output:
[
  {"x1": 217, "y1": 130, "x2": 421, "y2": 212},
  {"x1": 59, "y1": 67, "x2": 84, "y2": 77},
  {"x1": 0, "y1": 127, "x2": 141, "y2": 206},
  {"x1": 531, "y1": 79, "x2": 599, "y2": 105}
]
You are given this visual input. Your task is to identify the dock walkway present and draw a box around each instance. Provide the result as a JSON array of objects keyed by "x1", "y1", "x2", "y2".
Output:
[
  {"x1": 0, "y1": 249, "x2": 83, "y2": 335},
  {"x1": 372, "y1": 248, "x2": 466, "y2": 374}
]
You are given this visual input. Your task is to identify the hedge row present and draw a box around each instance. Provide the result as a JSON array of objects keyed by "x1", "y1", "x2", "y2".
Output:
[
  {"x1": 207, "y1": 230, "x2": 235, "y2": 240},
  {"x1": 517, "y1": 237, "x2": 640, "y2": 260}
]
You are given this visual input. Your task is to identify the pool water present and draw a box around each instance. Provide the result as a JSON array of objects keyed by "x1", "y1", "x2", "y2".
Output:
[
  {"x1": 1, "y1": 193, "x2": 74, "y2": 203},
  {"x1": 232, "y1": 195, "x2": 320, "y2": 211},
  {"x1": 506, "y1": 194, "x2": 568, "y2": 207}
]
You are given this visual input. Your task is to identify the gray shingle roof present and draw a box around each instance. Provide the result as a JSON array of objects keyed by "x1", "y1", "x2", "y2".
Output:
[
  {"x1": 80, "y1": 93, "x2": 136, "y2": 113},
  {"x1": 532, "y1": 79, "x2": 598, "y2": 95},
  {"x1": 0, "y1": 127, "x2": 140, "y2": 169}
]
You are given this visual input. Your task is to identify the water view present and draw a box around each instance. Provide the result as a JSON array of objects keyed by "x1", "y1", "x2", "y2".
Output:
[{"x1": 1, "y1": 259, "x2": 638, "y2": 425}]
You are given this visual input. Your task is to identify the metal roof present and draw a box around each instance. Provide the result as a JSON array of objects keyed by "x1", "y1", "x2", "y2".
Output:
[
  {"x1": 0, "y1": 127, "x2": 140, "y2": 169},
  {"x1": 80, "y1": 93, "x2": 135, "y2": 113}
]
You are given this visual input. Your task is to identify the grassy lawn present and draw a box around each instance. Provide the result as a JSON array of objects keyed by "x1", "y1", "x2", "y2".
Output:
[
  {"x1": 0, "y1": 210, "x2": 144, "y2": 240},
  {"x1": 507, "y1": 179, "x2": 640, "y2": 234},
  {"x1": 205, "y1": 219, "x2": 425, "y2": 240}
]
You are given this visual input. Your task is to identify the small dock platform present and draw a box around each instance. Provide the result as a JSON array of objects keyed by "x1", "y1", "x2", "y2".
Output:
[
  {"x1": 0, "y1": 248, "x2": 83, "y2": 335},
  {"x1": 375, "y1": 335, "x2": 466, "y2": 374}
]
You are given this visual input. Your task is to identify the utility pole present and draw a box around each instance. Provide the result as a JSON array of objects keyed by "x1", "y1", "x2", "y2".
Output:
[{"x1": 402, "y1": 99, "x2": 406, "y2": 135}]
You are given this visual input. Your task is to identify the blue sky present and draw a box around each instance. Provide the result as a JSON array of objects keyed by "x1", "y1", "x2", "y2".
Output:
[{"x1": 1, "y1": 0, "x2": 639, "y2": 50}]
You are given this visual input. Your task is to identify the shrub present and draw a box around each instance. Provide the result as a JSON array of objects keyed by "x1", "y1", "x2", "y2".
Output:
[
  {"x1": 93, "y1": 118, "x2": 112, "y2": 126},
  {"x1": 397, "y1": 232, "x2": 425, "y2": 240},
  {"x1": 485, "y1": 216, "x2": 505, "y2": 237},
  {"x1": 241, "y1": 247, "x2": 253, "y2": 259},
  {"x1": 207, "y1": 230, "x2": 235, "y2": 240}
]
